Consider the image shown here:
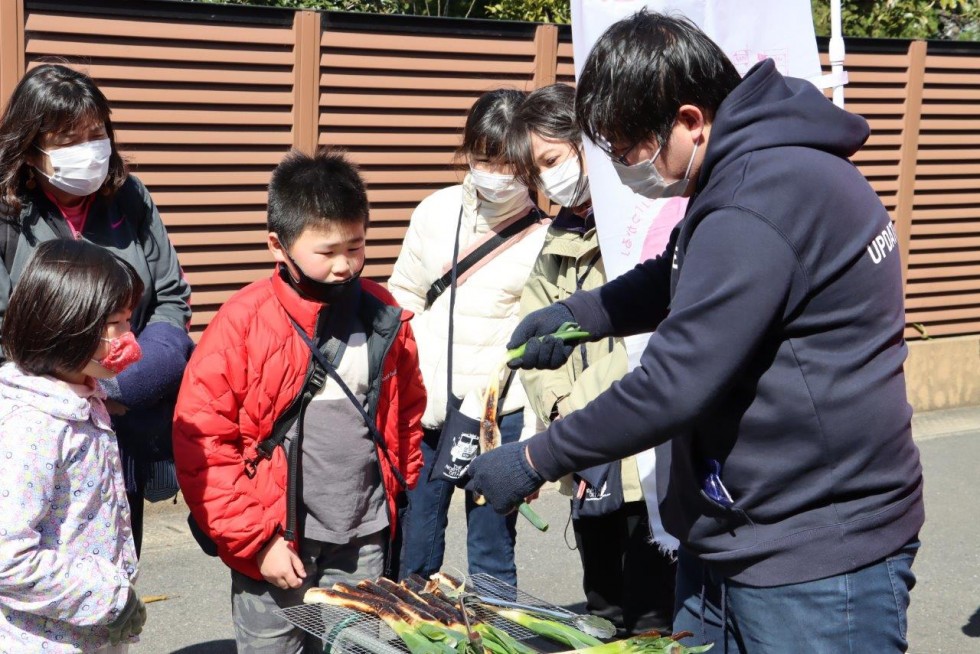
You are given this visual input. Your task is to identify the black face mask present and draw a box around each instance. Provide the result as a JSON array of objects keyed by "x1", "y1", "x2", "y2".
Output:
[{"x1": 281, "y1": 255, "x2": 362, "y2": 304}]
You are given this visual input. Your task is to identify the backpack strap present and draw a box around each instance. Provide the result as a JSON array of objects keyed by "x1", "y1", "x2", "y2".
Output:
[
  {"x1": 289, "y1": 317, "x2": 409, "y2": 490},
  {"x1": 244, "y1": 303, "x2": 359, "y2": 479}
]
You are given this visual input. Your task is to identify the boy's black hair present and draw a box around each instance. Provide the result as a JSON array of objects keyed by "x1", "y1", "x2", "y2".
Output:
[
  {"x1": 506, "y1": 83, "x2": 582, "y2": 192},
  {"x1": 2, "y1": 239, "x2": 144, "y2": 377},
  {"x1": 457, "y1": 88, "x2": 527, "y2": 166},
  {"x1": 267, "y1": 148, "x2": 369, "y2": 249},
  {"x1": 576, "y1": 10, "x2": 742, "y2": 149},
  {"x1": 0, "y1": 63, "x2": 128, "y2": 214}
]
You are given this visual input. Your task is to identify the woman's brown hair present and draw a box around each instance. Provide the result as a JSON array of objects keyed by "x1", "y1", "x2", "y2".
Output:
[
  {"x1": 0, "y1": 64, "x2": 128, "y2": 214},
  {"x1": 506, "y1": 83, "x2": 584, "y2": 192},
  {"x1": 2, "y1": 239, "x2": 143, "y2": 376}
]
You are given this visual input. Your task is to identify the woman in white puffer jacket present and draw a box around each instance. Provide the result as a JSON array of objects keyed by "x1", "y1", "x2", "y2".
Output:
[{"x1": 389, "y1": 89, "x2": 548, "y2": 587}]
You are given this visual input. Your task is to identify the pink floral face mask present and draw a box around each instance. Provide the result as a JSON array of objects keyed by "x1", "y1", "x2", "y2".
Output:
[{"x1": 93, "y1": 331, "x2": 142, "y2": 374}]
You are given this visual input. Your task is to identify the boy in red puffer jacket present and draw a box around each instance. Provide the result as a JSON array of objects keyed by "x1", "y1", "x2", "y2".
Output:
[{"x1": 173, "y1": 148, "x2": 426, "y2": 654}]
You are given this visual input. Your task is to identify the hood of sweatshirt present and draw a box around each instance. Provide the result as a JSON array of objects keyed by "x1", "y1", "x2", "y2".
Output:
[{"x1": 697, "y1": 59, "x2": 870, "y2": 194}]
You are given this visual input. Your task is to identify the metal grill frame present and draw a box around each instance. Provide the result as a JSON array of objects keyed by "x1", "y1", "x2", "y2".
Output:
[{"x1": 276, "y1": 573, "x2": 580, "y2": 653}]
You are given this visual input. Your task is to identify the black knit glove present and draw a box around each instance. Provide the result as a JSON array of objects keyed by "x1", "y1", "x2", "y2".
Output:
[
  {"x1": 107, "y1": 587, "x2": 147, "y2": 645},
  {"x1": 462, "y1": 442, "x2": 545, "y2": 515},
  {"x1": 507, "y1": 303, "x2": 575, "y2": 370}
]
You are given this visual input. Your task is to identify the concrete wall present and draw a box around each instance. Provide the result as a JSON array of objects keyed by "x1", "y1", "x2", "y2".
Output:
[{"x1": 906, "y1": 335, "x2": 980, "y2": 413}]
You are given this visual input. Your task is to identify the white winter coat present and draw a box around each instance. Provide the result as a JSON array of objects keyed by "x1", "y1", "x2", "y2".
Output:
[{"x1": 388, "y1": 180, "x2": 549, "y2": 429}]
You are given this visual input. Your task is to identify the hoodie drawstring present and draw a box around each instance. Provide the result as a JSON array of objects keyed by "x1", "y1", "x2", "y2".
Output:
[
  {"x1": 699, "y1": 563, "x2": 708, "y2": 645},
  {"x1": 721, "y1": 578, "x2": 729, "y2": 654},
  {"x1": 699, "y1": 558, "x2": 732, "y2": 653}
]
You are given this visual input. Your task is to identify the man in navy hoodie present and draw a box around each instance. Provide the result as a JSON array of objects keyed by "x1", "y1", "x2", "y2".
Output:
[{"x1": 463, "y1": 10, "x2": 924, "y2": 653}]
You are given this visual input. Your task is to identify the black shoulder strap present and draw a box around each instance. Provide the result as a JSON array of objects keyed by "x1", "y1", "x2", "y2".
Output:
[
  {"x1": 289, "y1": 317, "x2": 408, "y2": 490},
  {"x1": 248, "y1": 308, "x2": 349, "y2": 472},
  {"x1": 425, "y1": 206, "x2": 543, "y2": 309}
]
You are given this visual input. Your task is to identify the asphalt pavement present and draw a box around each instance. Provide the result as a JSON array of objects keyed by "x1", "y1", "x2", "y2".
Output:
[{"x1": 131, "y1": 411, "x2": 980, "y2": 653}]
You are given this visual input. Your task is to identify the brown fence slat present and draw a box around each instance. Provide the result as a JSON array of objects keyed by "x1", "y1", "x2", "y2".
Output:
[
  {"x1": 26, "y1": 12, "x2": 293, "y2": 44},
  {"x1": 321, "y1": 52, "x2": 534, "y2": 76},
  {"x1": 101, "y1": 86, "x2": 294, "y2": 106},
  {"x1": 116, "y1": 129, "x2": 292, "y2": 146},
  {"x1": 42, "y1": 62, "x2": 294, "y2": 85},
  {"x1": 326, "y1": 30, "x2": 536, "y2": 56},
  {"x1": 320, "y1": 72, "x2": 529, "y2": 92},
  {"x1": 26, "y1": 38, "x2": 294, "y2": 65}
]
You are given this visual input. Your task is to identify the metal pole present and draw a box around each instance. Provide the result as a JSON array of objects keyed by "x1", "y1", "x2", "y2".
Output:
[{"x1": 829, "y1": 0, "x2": 846, "y2": 108}]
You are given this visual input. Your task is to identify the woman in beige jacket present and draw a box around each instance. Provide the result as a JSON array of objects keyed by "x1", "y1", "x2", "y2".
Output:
[
  {"x1": 388, "y1": 89, "x2": 548, "y2": 587},
  {"x1": 509, "y1": 84, "x2": 678, "y2": 636}
]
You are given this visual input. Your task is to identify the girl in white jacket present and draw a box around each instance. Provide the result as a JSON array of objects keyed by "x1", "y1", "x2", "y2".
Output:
[{"x1": 389, "y1": 89, "x2": 548, "y2": 586}]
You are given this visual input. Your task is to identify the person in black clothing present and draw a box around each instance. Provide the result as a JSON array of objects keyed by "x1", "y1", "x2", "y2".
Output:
[{"x1": 462, "y1": 11, "x2": 924, "y2": 654}]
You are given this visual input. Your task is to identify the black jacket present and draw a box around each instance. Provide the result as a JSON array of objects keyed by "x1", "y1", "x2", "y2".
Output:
[{"x1": 527, "y1": 60, "x2": 924, "y2": 586}]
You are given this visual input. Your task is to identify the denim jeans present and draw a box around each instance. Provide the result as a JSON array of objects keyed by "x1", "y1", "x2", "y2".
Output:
[
  {"x1": 673, "y1": 540, "x2": 919, "y2": 654},
  {"x1": 399, "y1": 411, "x2": 522, "y2": 586}
]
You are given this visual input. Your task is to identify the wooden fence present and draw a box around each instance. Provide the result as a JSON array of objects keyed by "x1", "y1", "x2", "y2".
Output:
[{"x1": 1, "y1": 0, "x2": 979, "y2": 340}]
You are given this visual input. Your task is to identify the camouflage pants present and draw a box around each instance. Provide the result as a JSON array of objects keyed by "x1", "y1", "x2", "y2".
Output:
[{"x1": 231, "y1": 531, "x2": 386, "y2": 654}]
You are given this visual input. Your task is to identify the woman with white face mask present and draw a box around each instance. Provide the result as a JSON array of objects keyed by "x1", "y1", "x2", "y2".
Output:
[
  {"x1": 0, "y1": 64, "x2": 193, "y2": 559},
  {"x1": 388, "y1": 89, "x2": 549, "y2": 586},
  {"x1": 506, "y1": 83, "x2": 677, "y2": 638}
]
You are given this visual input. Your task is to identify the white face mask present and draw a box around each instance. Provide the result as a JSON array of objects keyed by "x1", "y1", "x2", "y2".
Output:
[
  {"x1": 539, "y1": 155, "x2": 591, "y2": 207},
  {"x1": 612, "y1": 141, "x2": 698, "y2": 200},
  {"x1": 469, "y1": 166, "x2": 527, "y2": 204},
  {"x1": 35, "y1": 137, "x2": 112, "y2": 197}
]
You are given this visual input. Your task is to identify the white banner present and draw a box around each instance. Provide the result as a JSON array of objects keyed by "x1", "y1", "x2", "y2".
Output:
[{"x1": 569, "y1": 0, "x2": 821, "y2": 551}]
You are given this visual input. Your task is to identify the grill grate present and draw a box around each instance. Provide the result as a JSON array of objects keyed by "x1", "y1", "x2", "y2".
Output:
[{"x1": 276, "y1": 573, "x2": 580, "y2": 653}]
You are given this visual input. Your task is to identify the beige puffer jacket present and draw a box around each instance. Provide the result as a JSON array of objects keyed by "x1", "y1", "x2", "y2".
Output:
[{"x1": 388, "y1": 179, "x2": 549, "y2": 430}]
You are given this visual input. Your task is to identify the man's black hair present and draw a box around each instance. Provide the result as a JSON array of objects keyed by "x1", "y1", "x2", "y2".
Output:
[
  {"x1": 2, "y1": 239, "x2": 143, "y2": 377},
  {"x1": 576, "y1": 10, "x2": 742, "y2": 149},
  {"x1": 267, "y1": 147, "x2": 369, "y2": 249}
]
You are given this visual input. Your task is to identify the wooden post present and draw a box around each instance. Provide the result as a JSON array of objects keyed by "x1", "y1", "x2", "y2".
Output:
[
  {"x1": 532, "y1": 24, "x2": 558, "y2": 90},
  {"x1": 292, "y1": 9, "x2": 320, "y2": 155},
  {"x1": 532, "y1": 24, "x2": 559, "y2": 213},
  {"x1": 894, "y1": 40, "x2": 927, "y2": 296},
  {"x1": 0, "y1": 0, "x2": 25, "y2": 109}
]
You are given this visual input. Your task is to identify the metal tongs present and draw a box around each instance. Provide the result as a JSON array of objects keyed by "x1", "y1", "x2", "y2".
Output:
[{"x1": 458, "y1": 594, "x2": 483, "y2": 652}]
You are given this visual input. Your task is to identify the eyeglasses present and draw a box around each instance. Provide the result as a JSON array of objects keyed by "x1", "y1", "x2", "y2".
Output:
[{"x1": 595, "y1": 138, "x2": 640, "y2": 166}]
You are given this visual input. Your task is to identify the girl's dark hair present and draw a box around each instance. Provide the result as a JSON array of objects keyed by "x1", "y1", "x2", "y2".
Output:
[
  {"x1": 576, "y1": 10, "x2": 741, "y2": 149},
  {"x1": 506, "y1": 84, "x2": 583, "y2": 191},
  {"x1": 267, "y1": 147, "x2": 369, "y2": 250},
  {"x1": 456, "y1": 88, "x2": 528, "y2": 166},
  {"x1": 0, "y1": 64, "x2": 128, "y2": 214},
  {"x1": 2, "y1": 239, "x2": 143, "y2": 377}
]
